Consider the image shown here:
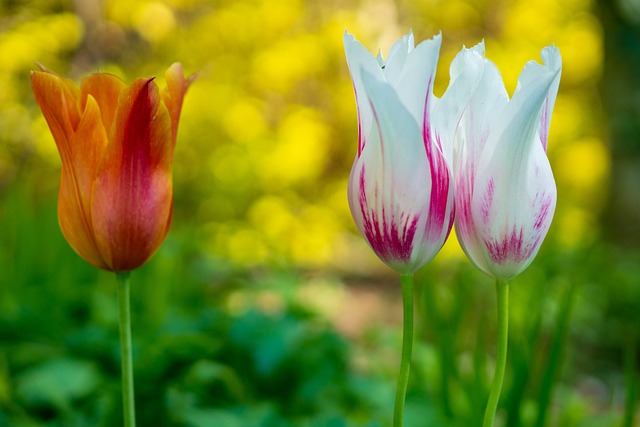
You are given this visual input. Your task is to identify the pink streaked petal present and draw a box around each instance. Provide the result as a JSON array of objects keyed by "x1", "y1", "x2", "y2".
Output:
[
  {"x1": 356, "y1": 164, "x2": 418, "y2": 266},
  {"x1": 539, "y1": 97, "x2": 550, "y2": 152},
  {"x1": 422, "y1": 84, "x2": 454, "y2": 247},
  {"x1": 454, "y1": 167, "x2": 492, "y2": 276},
  {"x1": 471, "y1": 144, "x2": 557, "y2": 280}
]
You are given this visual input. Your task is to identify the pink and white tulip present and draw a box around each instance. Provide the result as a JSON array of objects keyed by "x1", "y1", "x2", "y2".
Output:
[
  {"x1": 343, "y1": 31, "x2": 455, "y2": 274},
  {"x1": 451, "y1": 42, "x2": 562, "y2": 280}
]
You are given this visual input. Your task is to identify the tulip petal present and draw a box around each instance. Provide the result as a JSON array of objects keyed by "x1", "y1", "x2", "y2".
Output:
[
  {"x1": 91, "y1": 78, "x2": 173, "y2": 271},
  {"x1": 515, "y1": 46, "x2": 562, "y2": 152},
  {"x1": 31, "y1": 71, "x2": 109, "y2": 268},
  {"x1": 349, "y1": 69, "x2": 432, "y2": 272},
  {"x1": 344, "y1": 31, "x2": 386, "y2": 157},
  {"x1": 435, "y1": 43, "x2": 486, "y2": 170},
  {"x1": 382, "y1": 31, "x2": 414, "y2": 84},
  {"x1": 80, "y1": 73, "x2": 126, "y2": 136},
  {"x1": 57, "y1": 94, "x2": 111, "y2": 269},
  {"x1": 470, "y1": 47, "x2": 561, "y2": 279},
  {"x1": 31, "y1": 71, "x2": 80, "y2": 165},
  {"x1": 162, "y1": 63, "x2": 195, "y2": 145},
  {"x1": 447, "y1": 44, "x2": 510, "y2": 276},
  {"x1": 389, "y1": 33, "x2": 442, "y2": 130}
]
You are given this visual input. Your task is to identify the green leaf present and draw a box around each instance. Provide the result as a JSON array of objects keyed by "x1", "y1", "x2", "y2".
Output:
[{"x1": 15, "y1": 358, "x2": 100, "y2": 410}]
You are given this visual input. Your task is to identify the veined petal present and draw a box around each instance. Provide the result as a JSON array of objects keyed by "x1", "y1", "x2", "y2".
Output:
[
  {"x1": 470, "y1": 47, "x2": 561, "y2": 280},
  {"x1": 471, "y1": 141, "x2": 556, "y2": 279},
  {"x1": 91, "y1": 78, "x2": 174, "y2": 271},
  {"x1": 58, "y1": 168, "x2": 108, "y2": 269},
  {"x1": 349, "y1": 69, "x2": 432, "y2": 273},
  {"x1": 73, "y1": 95, "x2": 109, "y2": 211},
  {"x1": 447, "y1": 44, "x2": 510, "y2": 275},
  {"x1": 57, "y1": 95, "x2": 109, "y2": 269},
  {"x1": 59, "y1": 95, "x2": 110, "y2": 267},
  {"x1": 80, "y1": 73, "x2": 126, "y2": 136},
  {"x1": 162, "y1": 62, "x2": 196, "y2": 145},
  {"x1": 32, "y1": 70, "x2": 108, "y2": 269}
]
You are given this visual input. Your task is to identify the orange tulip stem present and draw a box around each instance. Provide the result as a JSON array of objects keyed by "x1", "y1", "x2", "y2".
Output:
[
  {"x1": 116, "y1": 271, "x2": 137, "y2": 427},
  {"x1": 483, "y1": 279, "x2": 509, "y2": 427},
  {"x1": 393, "y1": 273, "x2": 414, "y2": 427}
]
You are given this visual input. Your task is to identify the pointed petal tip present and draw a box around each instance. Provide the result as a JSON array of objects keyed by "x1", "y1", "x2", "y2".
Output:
[
  {"x1": 541, "y1": 44, "x2": 562, "y2": 72},
  {"x1": 470, "y1": 39, "x2": 485, "y2": 55},
  {"x1": 343, "y1": 30, "x2": 357, "y2": 49},
  {"x1": 406, "y1": 29, "x2": 415, "y2": 48},
  {"x1": 31, "y1": 63, "x2": 58, "y2": 79},
  {"x1": 415, "y1": 31, "x2": 442, "y2": 48},
  {"x1": 165, "y1": 62, "x2": 197, "y2": 91}
]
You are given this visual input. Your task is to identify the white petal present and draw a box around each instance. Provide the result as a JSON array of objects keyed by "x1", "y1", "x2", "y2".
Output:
[
  {"x1": 383, "y1": 31, "x2": 415, "y2": 78},
  {"x1": 436, "y1": 42, "x2": 492, "y2": 169},
  {"x1": 388, "y1": 33, "x2": 442, "y2": 127},
  {"x1": 447, "y1": 43, "x2": 509, "y2": 276},
  {"x1": 359, "y1": 68, "x2": 429, "y2": 214},
  {"x1": 470, "y1": 48, "x2": 561, "y2": 279},
  {"x1": 348, "y1": 69, "x2": 432, "y2": 273},
  {"x1": 343, "y1": 31, "x2": 386, "y2": 157},
  {"x1": 471, "y1": 140, "x2": 556, "y2": 279}
]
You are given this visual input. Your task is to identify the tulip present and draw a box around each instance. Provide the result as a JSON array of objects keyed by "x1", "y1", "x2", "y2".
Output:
[
  {"x1": 343, "y1": 30, "x2": 455, "y2": 275},
  {"x1": 446, "y1": 42, "x2": 561, "y2": 427},
  {"x1": 452, "y1": 43, "x2": 561, "y2": 281},
  {"x1": 344, "y1": 30, "x2": 463, "y2": 427},
  {"x1": 31, "y1": 63, "x2": 193, "y2": 272},
  {"x1": 31, "y1": 63, "x2": 194, "y2": 427}
]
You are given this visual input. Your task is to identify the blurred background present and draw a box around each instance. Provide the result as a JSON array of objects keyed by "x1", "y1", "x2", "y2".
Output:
[{"x1": 0, "y1": 0, "x2": 638, "y2": 426}]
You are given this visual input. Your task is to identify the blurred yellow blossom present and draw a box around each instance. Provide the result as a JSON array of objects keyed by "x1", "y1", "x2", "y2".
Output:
[
  {"x1": 134, "y1": 2, "x2": 176, "y2": 42},
  {"x1": 7, "y1": 0, "x2": 607, "y2": 271}
]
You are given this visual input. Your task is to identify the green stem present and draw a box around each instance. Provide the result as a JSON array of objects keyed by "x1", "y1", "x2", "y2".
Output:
[
  {"x1": 483, "y1": 279, "x2": 509, "y2": 427},
  {"x1": 116, "y1": 272, "x2": 137, "y2": 427},
  {"x1": 393, "y1": 273, "x2": 414, "y2": 427}
]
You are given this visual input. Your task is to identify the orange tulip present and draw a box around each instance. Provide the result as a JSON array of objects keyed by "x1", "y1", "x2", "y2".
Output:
[{"x1": 31, "y1": 64, "x2": 194, "y2": 272}]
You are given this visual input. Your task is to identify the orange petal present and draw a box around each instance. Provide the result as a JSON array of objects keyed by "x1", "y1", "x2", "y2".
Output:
[
  {"x1": 32, "y1": 69, "x2": 109, "y2": 268},
  {"x1": 74, "y1": 94, "x2": 109, "y2": 211},
  {"x1": 80, "y1": 73, "x2": 126, "y2": 136},
  {"x1": 56, "y1": 95, "x2": 110, "y2": 269},
  {"x1": 91, "y1": 78, "x2": 174, "y2": 271},
  {"x1": 58, "y1": 167, "x2": 108, "y2": 270},
  {"x1": 31, "y1": 71, "x2": 81, "y2": 165},
  {"x1": 162, "y1": 63, "x2": 195, "y2": 144}
]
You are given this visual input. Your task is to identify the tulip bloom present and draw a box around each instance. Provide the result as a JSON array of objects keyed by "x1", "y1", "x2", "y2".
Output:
[
  {"x1": 31, "y1": 64, "x2": 193, "y2": 272},
  {"x1": 451, "y1": 43, "x2": 562, "y2": 280},
  {"x1": 343, "y1": 31, "x2": 455, "y2": 274}
]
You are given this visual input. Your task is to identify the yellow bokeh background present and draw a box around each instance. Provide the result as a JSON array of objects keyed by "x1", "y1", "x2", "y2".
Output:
[{"x1": 0, "y1": 0, "x2": 606, "y2": 272}]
